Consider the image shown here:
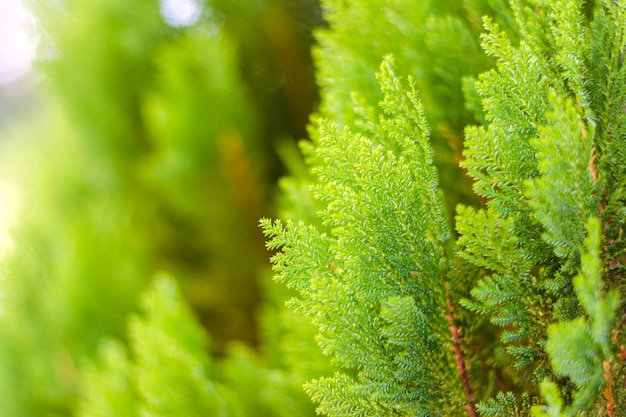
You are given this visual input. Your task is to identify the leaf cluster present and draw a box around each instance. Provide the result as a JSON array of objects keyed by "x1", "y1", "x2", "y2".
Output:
[{"x1": 266, "y1": 0, "x2": 626, "y2": 415}]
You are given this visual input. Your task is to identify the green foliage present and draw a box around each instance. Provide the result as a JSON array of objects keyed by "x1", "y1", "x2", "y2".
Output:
[
  {"x1": 0, "y1": 111, "x2": 152, "y2": 417},
  {"x1": 77, "y1": 341, "x2": 137, "y2": 417},
  {"x1": 526, "y1": 92, "x2": 596, "y2": 259},
  {"x1": 265, "y1": 0, "x2": 626, "y2": 415},
  {"x1": 534, "y1": 218, "x2": 619, "y2": 416},
  {"x1": 3, "y1": 0, "x2": 626, "y2": 416},
  {"x1": 76, "y1": 275, "x2": 327, "y2": 417},
  {"x1": 456, "y1": 0, "x2": 626, "y2": 393},
  {"x1": 130, "y1": 276, "x2": 229, "y2": 417},
  {"x1": 263, "y1": 58, "x2": 470, "y2": 416},
  {"x1": 76, "y1": 276, "x2": 230, "y2": 417},
  {"x1": 313, "y1": 0, "x2": 513, "y2": 216},
  {"x1": 478, "y1": 391, "x2": 532, "y2": 417}
]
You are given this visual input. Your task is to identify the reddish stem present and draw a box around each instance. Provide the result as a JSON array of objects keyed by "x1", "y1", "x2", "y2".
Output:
[
  {"x1": 603, "y1": 360, "x2": 615, "y2": 417},
  {"x1": 446, "y1": 296, "x2": 477, "y2": 417}
]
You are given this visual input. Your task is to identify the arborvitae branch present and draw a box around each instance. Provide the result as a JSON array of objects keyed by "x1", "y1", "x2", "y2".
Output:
[{"x1": 264, "y1": 59, "x2": 474, "y2": 416}]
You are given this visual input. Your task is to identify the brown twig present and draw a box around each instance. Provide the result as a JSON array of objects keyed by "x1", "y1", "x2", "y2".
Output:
[
  {"x1": 446, "y1": 295, "x2": 477, "y2": 417},
  {"x1": 589, "y1": 147, "x2": 598, "y2": 184}
]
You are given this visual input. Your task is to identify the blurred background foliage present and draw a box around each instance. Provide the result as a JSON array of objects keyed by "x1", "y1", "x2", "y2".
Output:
[
  {"x1": 16, "y1": 0, "x2": 323, "y2": 354},
  {"x1": 0, "y1": 0, "x2": 509, "y2": 415},
  {"x1": 0, "y1": 0, "x2": 324, "y2": 415}
]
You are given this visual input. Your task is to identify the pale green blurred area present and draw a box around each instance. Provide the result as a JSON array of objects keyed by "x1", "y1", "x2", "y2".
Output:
[
  {"x1": 0, "y1": 0, "x2": 328, "y2": 416},
  {"x1": 0, "y1": 0, "x2": 321, "y2": 345}
]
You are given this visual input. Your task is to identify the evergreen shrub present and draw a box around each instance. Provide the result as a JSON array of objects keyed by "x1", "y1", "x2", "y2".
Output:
[{"x1": 1, "y1": 0, "x2": 625, "y2": 416}]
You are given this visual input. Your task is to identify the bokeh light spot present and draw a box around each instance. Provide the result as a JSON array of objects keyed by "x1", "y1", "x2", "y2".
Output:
[
  {"x1": 0, "y1": 0, "x2": 38, "y2": 85},
  {"x1": 160, "y1": 0, "x2": 202, "y2": 27}
]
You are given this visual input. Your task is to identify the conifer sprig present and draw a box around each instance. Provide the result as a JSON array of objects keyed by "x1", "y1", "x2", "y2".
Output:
[
  {"x1": 263, "y1": 59, "x2": 474, "y2": 416},
  {"x1": 457, "y1": 0, "x2": 615, "y2": 379},
  {"x1": 533, "y1": 218, "x2": 620, "y2": 415},
  {"x1": 459, "y1": 0, "x2": 626, "y2": 411}
]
